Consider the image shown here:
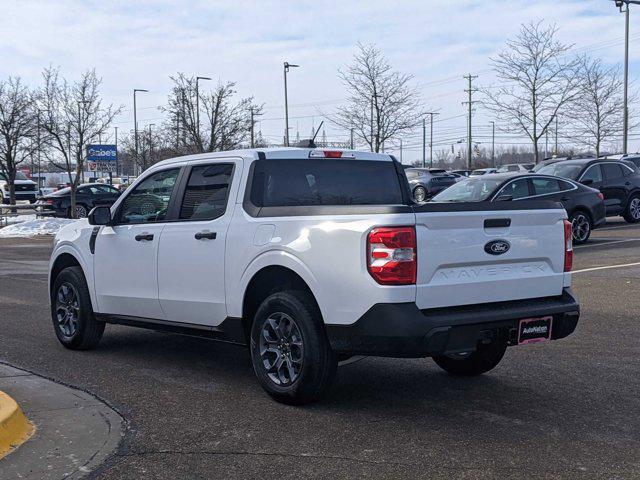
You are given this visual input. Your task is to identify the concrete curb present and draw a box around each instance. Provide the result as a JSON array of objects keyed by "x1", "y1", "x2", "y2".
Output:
[{"x1": 0, "y1": 390, "x2": 34, "y2": 459}]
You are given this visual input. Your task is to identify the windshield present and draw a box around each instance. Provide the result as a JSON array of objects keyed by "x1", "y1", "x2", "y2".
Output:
[
  {"x1": 431, "y1": 177, "x2": 504, "y2": 202},
  {"x1": 0, "y1": 171, "x2": 29, "y2": 181},
  {"x1": 536, "y1": 163, "x2": 583, "y2": 180}
]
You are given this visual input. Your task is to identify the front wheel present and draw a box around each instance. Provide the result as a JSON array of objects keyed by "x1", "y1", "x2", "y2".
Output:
[
  {"x1": 51, "y1": 266, "x2": 105, "y2": 350},
  {"x1": 570, "y1": 210, "x2": 592, "y2": 244},
  {"x1": 250, "y1": 290, "x2": 337, "y2": 405},
  {"x1": 623, "y1": 195, "x2": 640, "y2": 223},
  {"x1": 432, "y1": 341, "x2": 507, "y2": 376}
]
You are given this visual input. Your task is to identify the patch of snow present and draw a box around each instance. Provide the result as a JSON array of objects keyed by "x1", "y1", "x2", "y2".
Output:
[
  {"x1": 0, "y1": 217, "x2": 77, "y2": 237},
  {"x1": 4, "y1": 214, "x2": 37, "y2": 225}
]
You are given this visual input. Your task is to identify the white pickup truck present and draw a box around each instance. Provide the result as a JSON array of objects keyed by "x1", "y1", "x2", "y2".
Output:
[{"x1": 48, "y1": 148, "x2": 579, "y2": 404}]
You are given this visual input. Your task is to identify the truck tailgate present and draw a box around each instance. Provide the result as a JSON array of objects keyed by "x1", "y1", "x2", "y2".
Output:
[{"x1": 414, "y1": 203, "x2": 567, "y2": 309}]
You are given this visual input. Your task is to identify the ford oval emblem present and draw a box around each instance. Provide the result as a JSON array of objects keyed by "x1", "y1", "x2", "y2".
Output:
[{"x1": 484, "y1": 239, "x2": 510, "y2": 255}]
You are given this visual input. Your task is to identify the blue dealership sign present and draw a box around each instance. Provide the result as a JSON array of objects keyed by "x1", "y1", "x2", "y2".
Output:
[{"x1": 87, "y1": 144, "x2": 117, "y2": 162}]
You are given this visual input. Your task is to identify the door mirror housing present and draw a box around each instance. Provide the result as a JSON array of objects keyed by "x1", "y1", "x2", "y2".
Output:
[
  {"x1": 88, "y1": 205, "x2": 112, "y2": 226},
  {"x1": 580, "y1": 178, "x2": 594, "y2": 186},
  {"x1": 494, "y1": 194, "x2": 513, "y2": 202}
]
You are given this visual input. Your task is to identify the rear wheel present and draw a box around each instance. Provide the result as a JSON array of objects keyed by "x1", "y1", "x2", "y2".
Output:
[
  {"x1": 623, "y1": 195, "x2": 640, "y2": 223},
  {"x1": 432, "y1": 341, "x2": 507, "y2": 376},
  {"x1": 250, "y1": 290, "x2": 337, "y2": 405},
  {"x1": 51, "y1": 266, "x2": 105, "y2": 350},
  {"x1": 413, "y1": 186, "x2": 427, "y2": 203},
  {"x1": 68, "y1": 204, "x2": 88, "y2": 219},
  {"x1": 570, "y1": 210, "x2": 592, "y2": 244}
]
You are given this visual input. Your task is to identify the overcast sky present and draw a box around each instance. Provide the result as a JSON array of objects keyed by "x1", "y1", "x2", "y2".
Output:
[{"x1": 1, "y1": 0, "x2": 638, "y2": 161}]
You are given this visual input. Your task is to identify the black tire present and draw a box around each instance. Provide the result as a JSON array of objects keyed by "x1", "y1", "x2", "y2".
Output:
[
  {"x1": 51, "y1": 266, "x2": 105, "y2": 350},
  {"x1": 250, "y1": 290, "x2": 337, "y2": 405},
  {"x1": 569, "y1": 210, "x2": 592, "y2": 244},
  {"x1": 413, "y1": 186, "x2": 427, "y2": 203},
  {"x1": 623, "y1": 194, "x2": 640, "y2": 223},
  {"x1": 432, "y1": 341, "x2": 507, "y2": 376}
]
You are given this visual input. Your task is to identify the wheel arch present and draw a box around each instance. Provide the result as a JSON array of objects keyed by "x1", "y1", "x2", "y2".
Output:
[
  {"x1": 49, "y1": 248, "x2": 97, "y2": 310},
  {"x1": 240, "y1": 265, "x2": 322, "y2": 343}
]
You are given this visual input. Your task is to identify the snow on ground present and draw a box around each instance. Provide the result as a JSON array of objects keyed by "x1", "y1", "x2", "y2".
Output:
[{"x1": 0, "y1": 216, "x2": 76, "y2": 237}]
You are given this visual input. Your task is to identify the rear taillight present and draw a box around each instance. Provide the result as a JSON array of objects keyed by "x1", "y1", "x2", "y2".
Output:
[
  {"x1": 45, "y1": 199, "x2": 55, "y2": 205},
  {"x1": 597, "y1": 192, "x2": 604, "y2": 201},
  {"x1": 367, "y1": 226, "x2": 416, "y2": 285},
  {"x1": 563, "y1": 219, "x2": 573, "y2": 272}
]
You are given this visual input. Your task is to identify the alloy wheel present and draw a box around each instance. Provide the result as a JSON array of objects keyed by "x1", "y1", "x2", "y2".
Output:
[
  {"x1": 74, "y1": 205, "x2": 87, "y2": 218},
  {"x1": 630, "y1": 197, "x2": 640, "y2": 220},
  {"x1": 55, "y1": 282, "x2": 80, "y2": 337},
  {"x1": 259, "y1": 312, "x2": 304, "y2": 386},
  {"x1": 571, "y1": 214, "x2": 590, "y2": 242},
  {"x1": 414, "y1": 187, "x2": 426, "y2": 203}
]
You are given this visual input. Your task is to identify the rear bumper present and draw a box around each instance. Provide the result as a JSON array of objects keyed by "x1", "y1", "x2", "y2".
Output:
[{"x1": 326, "y1": 288, "x2": 580, "y2": 358}]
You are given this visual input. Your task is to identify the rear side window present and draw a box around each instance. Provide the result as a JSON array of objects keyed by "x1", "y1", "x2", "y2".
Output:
[
  {"x1": 602, "y1": 163, "x2": 623, "y2": 180},
  {"x1": 179, "y1": 164, "x2": 233, "y2": 220},
  {"x1": 250, "y1": 159, "x2": 403, "y2": 207},
  {"x1": 531, "y1": 178, "x2": 561, "y2": 196}
]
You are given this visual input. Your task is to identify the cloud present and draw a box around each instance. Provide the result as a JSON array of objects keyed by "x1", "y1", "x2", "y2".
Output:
[{"x1": 0, "y1": 0, "x2": 636, "y2": 154}]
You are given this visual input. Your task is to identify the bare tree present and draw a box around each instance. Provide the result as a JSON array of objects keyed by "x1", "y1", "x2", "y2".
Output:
[
  {"x1": 163, "y1": 74, "x2": 263, "y2": 154},
  {"x1": 332, "y1": 43, "x2": 425, "y2": 153},
  {"x1": 39, "y1": 68, "x2": 122, "y2": 217},
  {"x1": 0, "y1": 77, "x2": 38, "y2": 206},
  {"x1": 568, "y1": 57, "x2": 627, "y2": 157},
  {"x1": 482, "y1": 22, "x2": 581, "y2": 163}
]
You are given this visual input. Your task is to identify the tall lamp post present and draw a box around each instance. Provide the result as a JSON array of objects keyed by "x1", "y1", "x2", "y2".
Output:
[
  {"x1": 283, "y1": 61, "x2": 299, "y2": 147},
  {"x1": 133, "y1": 89, "x2": 148, "y2": 175},
  {"x1": 613, "y1": 0, "x2": 640, "y2": 154},
  {"x1": 195, "y1": 76, "x2": 211, "y2": 149}
]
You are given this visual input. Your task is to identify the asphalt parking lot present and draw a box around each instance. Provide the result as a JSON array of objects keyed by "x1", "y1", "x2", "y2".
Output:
[{"x1": 0, "y1": 219, "x2": 639, "y2": 479}]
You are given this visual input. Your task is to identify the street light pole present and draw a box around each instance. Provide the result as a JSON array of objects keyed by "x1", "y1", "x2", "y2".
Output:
[
  {"x1": 133, "y1": 89, "x2": 148, "y2": 176},
  {"x1": 283, "y1": 61, "x2": 299, "y2": 147},
  {"x1": 613, "y1": 0, "x2": 640, "y2": 153},
  {"x1": 426, "y1": 112, "x2": 439, "y2": 168},
  {"x1": 195, "y1": 76, "x2": 211, "y2": 150}
]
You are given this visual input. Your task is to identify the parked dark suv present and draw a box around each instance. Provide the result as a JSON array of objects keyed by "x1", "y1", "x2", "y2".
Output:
[
  {"x1": 537, "y1": 159, "x2": 640, "y2": 223},
  {"x1": 405, "y1": 168, "x2": 456, "y2": 202}
]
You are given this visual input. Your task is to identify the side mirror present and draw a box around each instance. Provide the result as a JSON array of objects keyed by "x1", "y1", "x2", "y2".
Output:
[
  {"x1": 88, "y1": 205, "x2": 112, "y2": 226},
  {"x1": 581, "y1": 178, "x2": 594, "y2": 186},
  {"x1": 494, "y1": 194, "x2": 513, "y2": 202}
]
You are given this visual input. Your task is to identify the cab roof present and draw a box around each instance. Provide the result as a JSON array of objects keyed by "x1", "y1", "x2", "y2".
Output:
[{"x1": 151, "y1": 147, "x2": 394, "y2": 169}]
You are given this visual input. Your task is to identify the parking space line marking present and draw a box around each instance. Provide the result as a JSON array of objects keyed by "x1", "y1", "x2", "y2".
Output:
[
  {"x1": 575, "y1": 238, "x2": 640, "y2": 249},
  {"x1": 597, "y1": 224, "x2": 640, "y2": 231},
  {"x1": 573, "y1": 261, "x2": 640, "y2": 274}
]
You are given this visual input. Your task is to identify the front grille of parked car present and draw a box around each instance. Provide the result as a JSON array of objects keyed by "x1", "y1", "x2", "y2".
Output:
[{"x1": 16, "y1": 184, "x2": 36, "y2": 192}]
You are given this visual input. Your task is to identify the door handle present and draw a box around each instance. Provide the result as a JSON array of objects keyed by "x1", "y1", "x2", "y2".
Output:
[
  {"x1": 135, "y1": 233, "x2": 154, "y2": 241},
  {"x1": 625, "y1": 182, "x2": 631, "y2": 186},
  {"x1": 561, "y1": 196, "x2": 570, "y2": 201},
  {"x1": 195, "y1": 231, "x2": 217, "y2": 240}
]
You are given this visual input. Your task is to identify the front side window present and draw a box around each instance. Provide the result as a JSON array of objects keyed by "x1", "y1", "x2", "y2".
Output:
[
  {"x1": 498, "y1": 179, "x2": 530, "y2": 199},
  {"x1": 581, "y1": 165, "x2": 603, "y2": 183},
  {"x1": 117, "y1": 168, "x2": 179, "y2": 224},
  {"x1": 250, "y1": 159, "x2": 403, "y2": 207},
  {"x1": 179, "y1": 164, "x2": 234, "y2": 221}
]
